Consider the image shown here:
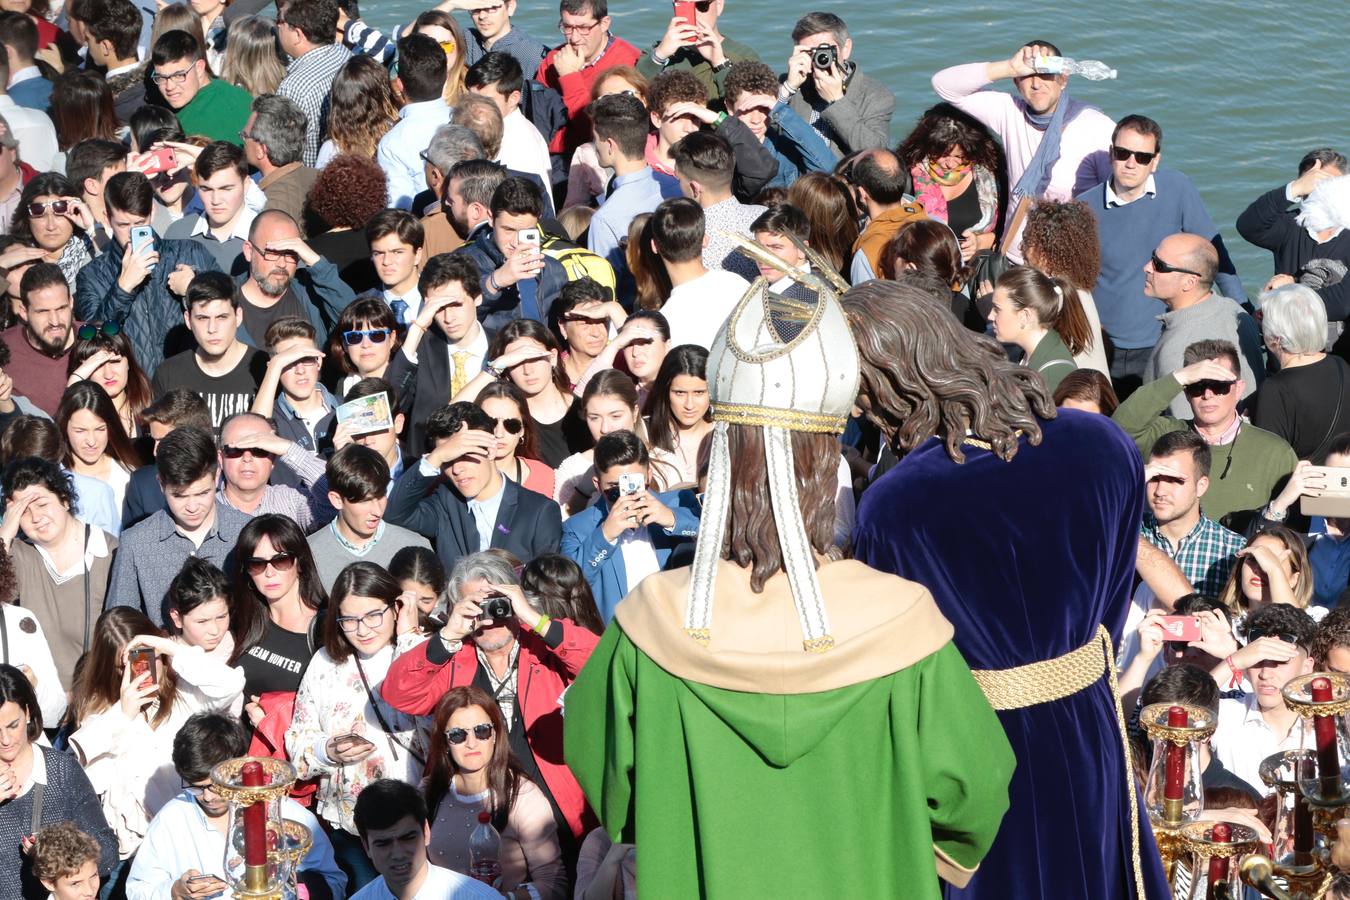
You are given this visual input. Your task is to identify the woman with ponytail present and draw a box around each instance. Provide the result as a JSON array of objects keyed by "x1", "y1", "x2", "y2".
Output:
[{"x1": 988, "y1": 265, "x2": 1091, "y2": 393}]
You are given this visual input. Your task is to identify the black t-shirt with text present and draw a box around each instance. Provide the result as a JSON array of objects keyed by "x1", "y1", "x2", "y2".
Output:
[
  {"x1": 150, "y1": 345, "x2": 270, "y2": 428},
  {"x1": 237, "y1": 619, "x2": 315, "y2": 697}
]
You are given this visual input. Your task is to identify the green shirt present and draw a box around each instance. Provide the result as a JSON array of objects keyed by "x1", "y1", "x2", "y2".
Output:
[
  {"x1": 1112, "y1": 372, "x2": 1298, "y2": 525},
  {"x1": 175, "y1": 78, "x2": 253, "y2": 145},
  {"x1": 636, "y1": 35, "x2": 760, "y2": 103},
  {"x1": 1025, "y1": 329, "x2": 1077, "y2": 394}
]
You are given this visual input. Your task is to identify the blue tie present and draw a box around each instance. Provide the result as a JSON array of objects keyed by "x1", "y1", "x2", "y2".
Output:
[
  {"x1": 389, "y1": 298, "x2": 409, "y2": 327},
  {"x1": 517, "y1": 278, "x2": 542, "y2": 323}
]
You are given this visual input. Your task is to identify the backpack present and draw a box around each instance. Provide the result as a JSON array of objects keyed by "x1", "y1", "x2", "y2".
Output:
[{"x1": 541, "y1": 235, "x2": 617, "y2": 299}]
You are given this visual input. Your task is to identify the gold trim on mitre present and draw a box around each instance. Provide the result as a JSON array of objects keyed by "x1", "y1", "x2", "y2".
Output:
[{"x1": 711, "y1": 401, "x2": 849, "y2": 434}]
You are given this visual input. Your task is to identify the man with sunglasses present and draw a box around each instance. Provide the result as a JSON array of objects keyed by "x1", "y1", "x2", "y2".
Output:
[
  {"x1": 1114, "y1": 339, "x2": 1297, "y2": 530},
  {"x1": 1211, "y1": 603, "x2": 1319, "y2": 795},
  {"x1": 150, "y1": 30, "x2": 252, "y2": 146},
  {"x1": 639, "y1": 0, "x2": 758, "y2": 104},
  {"x1": 1079, "y1": 115, "x2": 1246, "y2": 399},
  {"x1": 215, "y1": 412, "x2": 335, "y2": 533},
  {"x1": 386, "y1": 254, "x2": 487, "y2": 455},
  {"x1": 126, "y1": 712, "x2": 345, "y2": 900},
  {"x1": 1140, "y1": 233, "x2": 1263, "y2": 418},
  {"x1": 236, "y1": 210, "x2": 353, "y2": 342},
  {"x1": 536, "y1": 0, "x2": 639, "y2": 158}
]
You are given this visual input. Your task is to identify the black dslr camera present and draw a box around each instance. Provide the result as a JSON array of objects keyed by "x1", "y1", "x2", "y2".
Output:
[
  {"x1": 811, "y1": 43, "x2": 837, "y2": 70},
  {"x1": 480, "y1": 593, "x2": 513, "y2": 622}
]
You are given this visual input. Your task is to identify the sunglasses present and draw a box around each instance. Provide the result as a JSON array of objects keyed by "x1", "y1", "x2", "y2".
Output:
[
  {"x1": 343, "y1": 328, "x2": 392, "y2": 346},
  {"x1": 446, "y1": 723, "x2": 494, "y2": 744},
  {"x1": 245, "y1": 552, "x2": 296, "y2": 576},
  {"x1": 1110, "y1": 145, "x2": 1157, "y2": 165},
  {"x1": 1150, "y1": 252, "x2": 1202, "y2": 278},
  {"x1": 77, "y1": 322, "x2": 120, "y2": 341},
  {"x1": 222, "y1": 445, "x2": 274, "y2": 461},
  {"x1": 439, "y1": 40, "x2": 457, "y2": 55},
  {"x1": 27, "y1": 199, "x2": 71, "y2": 218},
  {"x1": 1182, "y1": 379, "x2": 1236, "y2": 399},
  {"x1": 1247, "y1": 629, "x2": 1301, "y2": 646},
  {"x1": 492, "y1": 417, "x2": 523, "y2": 434}
]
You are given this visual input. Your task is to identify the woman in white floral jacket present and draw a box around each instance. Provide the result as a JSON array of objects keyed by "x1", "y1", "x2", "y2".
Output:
[{"x1": 285, "y1": 561, "x2": 428, "y2": 891}]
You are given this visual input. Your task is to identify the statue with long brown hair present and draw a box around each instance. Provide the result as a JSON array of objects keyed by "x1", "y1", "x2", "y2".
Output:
[
  {"x1": 564, "y1": 243, "x2": 1014, "y2": 899},
  {"x1": 845, "y1": 274, "x2": 1170, "y2": 900}
]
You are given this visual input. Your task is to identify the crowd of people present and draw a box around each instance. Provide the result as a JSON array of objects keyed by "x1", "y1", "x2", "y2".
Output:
[{"x1": 0, "y1": 0, "x2": 1344, "y2": 897}]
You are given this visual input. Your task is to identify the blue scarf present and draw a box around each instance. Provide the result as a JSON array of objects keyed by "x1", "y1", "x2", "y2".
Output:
[{"x1": 1012, "y1": 92, "x2": 1092, "y2": 203}]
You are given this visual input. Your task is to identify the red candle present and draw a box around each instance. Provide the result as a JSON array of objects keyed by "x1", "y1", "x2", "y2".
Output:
[
  {"x1": 241, "y1": 762, "x2": 268, "y2": 869},
  {"x1": 1163, "y1": 705, "x2": 1187, "y2": 822},
  {"x1": 1295, "y1": 756, "x2": 1314, "y2": 864},
  {"x1": 1205, "y1": 822, "x2": 1231, "y2": 900},
  {"x1": 1311, "y1": 677, "x2": 1341, "y2": 797}
]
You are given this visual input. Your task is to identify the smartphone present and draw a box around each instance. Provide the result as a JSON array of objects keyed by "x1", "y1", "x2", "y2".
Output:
[
  {"x1": 1301, "y1": 465, "x2": 1350, "y2": 518},
  {"x1": 128, "y1": 647, "x2": 157, "y2": 686},
  {"x1": 1156, "y1": 615, "x2": 1201, "y2": 643},
  {"x1": 130, "y1": 224, "x2": 155, "y2": 260},
  {"x1": 618, "y1": 472, "x2": 644, "y2": 496},
  {"x1": 673, "y1": 0, "x2": 696, "y2": 40},
  {"x1": 143, "y1": 146, "x2": 176, "y2": 174},
  {"x1": 518, "y1": 227, "x2": 541, "y2": 250},
  {"x1": 333, "y1": 732, "x2": 374, "y2": 749},
  {"x1": 187, "y1": 875, "x2": 225, "y2": 886}
]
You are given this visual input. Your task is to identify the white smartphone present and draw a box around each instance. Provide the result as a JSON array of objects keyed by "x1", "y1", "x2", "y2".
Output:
[
  {"x1": 618, "y1": 472, "x2": 644, "y2": 496},
  {"x1": 518, "y1": 227, "x2": 541, "y2": 249}
]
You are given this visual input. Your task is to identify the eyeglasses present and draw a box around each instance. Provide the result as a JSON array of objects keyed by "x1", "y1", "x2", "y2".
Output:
[
  {"x1": 257, "y1": 247, "x2": 300, "y2": 264},
  {"x1": 238, "y1": 129, "x2": 258, "y2": 143},
  {"x1": 182, "y1": 780, "x2": 221, "y2": 799},
  {"x1": 445, "y1": 723, "x2": 494, "y2": 744},
  {"x1": 27, "y1": 199, "x2": 70, "y2": 218},
  {"x1": 245, "y1": 552, "x2": 296, "y2": 576},
  {"x1": 1182, "y1": 379, "x2": 1236, "y2": 399},
  {"x1": 151, "y1": 66, "x2": 194, "y2": 86},
  {"x1": 343, "y1": 328, "x2": 392, "y2": 346},
  {"x1": 560, "y1": 313, "x2": 608, "y2": 327},
  {"x1": 558, "y1": 18, "x2": 601, "y2": 34},
  {"x1": 492, "y1": 417, "x2": 523, "y2": 434},
  {"x1": 1110, "y1": 145, "x2": 1157, "y2": 165},
  {"x1": 77, "y1": 322, "x2": 120, "y2": 341},
  {"x1": 470, "y1": 2, "x2": 504, "y2": 12},
  {"x1": 1149, "y1": 252, "x2": 1202, "y2": 278},
  {"x1": 222, "y1": 445, "x2": 275, "y2": 461},
  {"x1": 336, "y1": 606, "x2": 391, "y2": 633}
]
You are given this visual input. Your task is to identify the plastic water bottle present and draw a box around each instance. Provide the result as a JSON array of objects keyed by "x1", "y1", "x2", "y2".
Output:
[
  {"x1": 1034, "y1": 55, "x2": 1117, "y2": 80},
  {"x1": 468, "y1": 811, "x2": 502, "y2": 886}
]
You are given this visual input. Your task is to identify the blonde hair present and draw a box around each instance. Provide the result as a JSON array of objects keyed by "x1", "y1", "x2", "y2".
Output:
[
  {"x1": 1218, "y1": 525, "x2": 1313, "y2": 615},
  {"x1": 220, "y1": 17, "x2": 287, "y2": 96}
]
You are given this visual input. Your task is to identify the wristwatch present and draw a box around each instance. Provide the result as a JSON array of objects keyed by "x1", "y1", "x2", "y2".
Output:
[
  {"x1": 441, "y1": 636, "x2": 463, "y2": 654},
  {"x1": 711, "y1": 58, "x2": 731, "y2": 73}
]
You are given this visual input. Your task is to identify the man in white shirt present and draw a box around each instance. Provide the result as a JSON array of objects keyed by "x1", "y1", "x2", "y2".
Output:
[
  {"x1": 651, "y1": 196, "x2": 748, "y2": 349},
  {"x1": 366, "y1": 210, "x2": 425, "y2": 327},
  {"x1": 377, "y1": 33, "x2": 451, "y2": 210},
  {"x1": 165, "y1": 142, "x2": 257, "y2": 274},
  {"x1": 126, "y1": 712, "x2": 347, "y2": 900},
  {"x1": 464, "y1": 52, "x2": 553, "y2": 203},
  {"x1": 0, "y1": 51, "x2": 55, "y2": 171},
  {"x1": 351, "y1": 779, "x2": 498, "y2": 900},
  {"x1": 1211, "y1": 603, "x2": 1317, "y2": 795}
]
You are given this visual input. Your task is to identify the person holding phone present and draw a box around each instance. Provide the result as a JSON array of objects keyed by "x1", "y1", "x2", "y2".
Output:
[
  {"x1": 638, "y1": 0, "x2": 759, "y2": 103},
  {"x1": 126, "y1": 712, "x2": 346, "y2": 900},
  {"x1": 560, "y1": 430, "x2": 699, "y2": 623},
  {"x1": 285, "y1": 562, "x2": 427, "y2": 892}
]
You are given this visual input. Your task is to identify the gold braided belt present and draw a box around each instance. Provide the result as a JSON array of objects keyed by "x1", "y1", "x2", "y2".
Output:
[{"x1": 971, "y1": 624, "x2": 1110, "y2": 711}]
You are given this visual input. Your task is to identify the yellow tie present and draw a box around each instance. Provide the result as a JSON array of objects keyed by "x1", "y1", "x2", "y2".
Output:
[{"x1": 451, "y1": 351, "x2": 471, "y2": 398}]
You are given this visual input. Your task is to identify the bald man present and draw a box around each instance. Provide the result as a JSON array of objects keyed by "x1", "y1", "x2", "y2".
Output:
[
  {"x1": 234, "y1": 209, "x2": 356, "y2": 341},
  {"x1": 848, "y1": 148, "x2": 925, "y2": 282},
  {"x1": 1144, "y1": 232, "x2": 1264, "y2": 417}
]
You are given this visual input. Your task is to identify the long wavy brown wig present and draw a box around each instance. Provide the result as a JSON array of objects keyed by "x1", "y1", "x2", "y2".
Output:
[
  {"x1": 423, "y1": 686, "x2": 525, "y2": 822},
  {"x1": 722, "y1": 425, "x2": 839, "y2": 592},
  {"x1": 841, "y1": 275, "x2": 1055, "y2": 464}
]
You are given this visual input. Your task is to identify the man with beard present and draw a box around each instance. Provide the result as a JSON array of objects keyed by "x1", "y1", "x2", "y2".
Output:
[
  {"x1": 5, "y1": 261, "x2": 76, "y2": 415},
  {"x1": 443, "y1": 158, "x2": 505, "y2": 246},
  {"x1": 234, "y1": 209, "x2": 353, "y2": 342},
  {"x1": 844, "y1": 273, "x2": 1170, "y2": 900}
]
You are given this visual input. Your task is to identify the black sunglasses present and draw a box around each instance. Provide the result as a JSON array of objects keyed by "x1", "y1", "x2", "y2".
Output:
[
  {"x1": 1150, "y1": 252, "x2": 1202, "y2": 278},
  {"x1": 343, "y1": 328, "x2": 391, "y2": 346},
  {"x1": 245, "y1": 552, "x2": 296, "y2": 576},
  {"x1": 446, "y1": 723, "x2": 494, "y2": 744},
  {"x1": 222, "y1": 446, "x2": 275, "y2": 460},
  {"x1": 1110, "y1": 145, "x2": 1157, "y2": 165},
  {"x1": 77, "y1": 322, "x2": 120, "y2": 341},
  {"x1": 1182, "y1": 379, "x2": 1236, "y2": 399},
  {"x1": 1247, "y1": 629, "x2": 1301, "y2": 647},
  {"x1": 492, "y1": 417, "x2": 523, "y2": 435}
]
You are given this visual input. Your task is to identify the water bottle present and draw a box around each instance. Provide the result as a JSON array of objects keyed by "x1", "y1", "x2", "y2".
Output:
[
  {"x1": 1034, "y1": 55, "x2": 1117, "y2": 80},
  {"x1": 468, "y1": 811, "x2": 503, "y2": 886}
]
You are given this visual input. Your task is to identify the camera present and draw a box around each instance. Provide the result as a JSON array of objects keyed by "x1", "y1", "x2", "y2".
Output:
[
  {"x1": 480, "y1": 593, "x2": 513, "y2": 622},
  {"x1": 811, "y1": 44, "x2": 837, "y2": 70}
]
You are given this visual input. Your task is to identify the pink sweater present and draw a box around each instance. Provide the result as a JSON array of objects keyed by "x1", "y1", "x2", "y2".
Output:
[{"x1": 932, "y1": 62, "x2": 1115, "y2": 259}]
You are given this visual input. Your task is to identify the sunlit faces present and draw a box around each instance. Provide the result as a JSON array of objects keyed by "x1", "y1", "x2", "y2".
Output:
[
  {"x1": 169, "y1": 596, "x2": 231, "y2": 653},
  {"x1": 185, "y1": 298, "x2": 242, "y2": 360},
  {"x1": 18, "y1": 283, "x2": 73, "y2": 354},
  {"x1": 1239, "y1": 534, "x2": 1302, "y2": 608},
  {"x1": 479, "y1": 395, "x2": 524, "y2": 461},
  {"x1": 752, "y1": 229, "x2": 806, "y2": 283},
  {"x1": 559, "y1": 300, "x2": 610, "y2": 358},
  {"x1": 732, "y1": 92, "x2": 775, "y2": 142},
  {"x1": 162, "y1": 472, "x2": 217, "y2": 532},
  {"x1": 1110, "y1": 127, "x2": 1160, "y2": 193},
  {"x1": 197, "y1": 166, "x2": 247, "y2": 229},
  {"x1": 336, "y1": 592, "x2": 395, "y2": 656},
  {"x1": 584, "y1": 393, "x2": 637, "y2": 441},
  {"x1": 499, "y1": 337, "x2": 556, "y2": 397},
  {"x1": 88, "y1": 352, "x2": 129, "y2": 402},
  {"x1": 400, "y1": 578, "x2": 440, "y2": 617},
  {"x1": 370, "y1": 233, "x2": 423, "y2": 293},
  {"x1": 272, "y1": 336, "x2": 321, "y2": 402},
  {"x1": 456, "y1": 577, "x2": 514, "y2": 647},
  {"x1": 1250, "y1": 643, "x2": 1312, "y2": 711},
  {"x1": 151, "y1": 56, "x2": 207, "y2": 110},
  {"x1": 492, "y1": 210, "x2": 541, "y2": 259},
  {"x1": 1325, "y1": 646, "x2": 1350, "y2": 676},
  {"x1": 1145, "y1": 450, "x2": 1205, "y2": 528},
  {"x1": 245, "y1": 216, "x2": 301, "y2": 297},
  {"x1": 669, "y1": 374, "x2": 709, "y2": 428},
  {"x1": 66, "y1": 408, "x2": 109, "y2": 466},
  {"x1": 343, "y1": 320, "x2": 394, "y2": 377},
  {"x1": 1011, "y1": 67, "x2": 1065, "y2": 117},
  {"x1": 446, "y1": 431, "x2": 499, "y2": 500},
  {"x1": 42, "y1": 858, "x2": 100, "y2": 900},
  {"x1": 28, "y1": 193, "x2": 75, "y2": 252},
  {"x1": 468, "y1": 0, "x2": 513, "y2": 41},
  {"x1": 986, "y1": 286, "x2": 1029, "y2": 344},
  {"x1": 446, "y1": 703, "x2": 495, "y2": 774},
  {"x1": 219, "y1": 416, "x2": 275, "y2": 493},
  {"x1": 247, "y1": 533, "x2": 299, "y2": 602},
  {"x1": 0, "y1": 700, "x2": 29, "y2": 764},
  {"x1": 335, "y1": 493, "x2": 388, "y2": 541},
  {"x1": 1185, "y1": 357, "x2": 1242, "y2": 429},
  {"x1": 361, "y1": 816, "x2": 429, "y2": 894},
  {"x1": 621, "y1": 332, "x2": 667, "y2": 384},
  {"x1": 558, "y1": 6, "x2": 608, "y2": 59},
  {"x1": 426, "y1": 279, "x2": 481, "y2": 343},
  {"x1": 652, "y1": 102, "x2": 700, "y2": 150},
  {"x1": 107, "y1": 206, "x2": 151, "y2": 250},
  {"x1": 14, "y1": 484, "x2": 70, "y2": 545}
]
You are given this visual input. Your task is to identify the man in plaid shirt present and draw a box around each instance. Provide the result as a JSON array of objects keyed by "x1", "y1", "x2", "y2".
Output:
[
  {"x1": 276, "y1": 0, "x2": 352, "y2": 167},
  {"x1": 1141, "y1": 429, "x2": 1245, "y2": 597}
]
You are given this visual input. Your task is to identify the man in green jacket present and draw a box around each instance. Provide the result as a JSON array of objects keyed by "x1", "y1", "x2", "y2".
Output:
[
  {"x1": 1113, "y1": 337, "x2": 1296, "y2": 530},
  {"x1": 636, "y1": 0, "x2": 759, "y2": 104}
]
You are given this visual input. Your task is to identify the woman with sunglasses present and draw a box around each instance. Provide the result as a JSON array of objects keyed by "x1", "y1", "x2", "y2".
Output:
[
  {"x1": 412, "y1": 10, "x2": 469, "y2": 105},
  {"x1": 644, "y1": 344, "x2": 711, "y2": 487},
  {"x1": 423, "y1": 685, "x2": 566, "y2": 900},
  {"x1": 328, "y1": 296, "x2": 400, "y2": 396},
  {"x1": 476, "y1": 380, "x2": 555, "y2": 499},
  {"x1": 55, "y1": 381, "x2": 141, "y2": 515},
  {"x1": 987, "y1": 266, "x2": 1091, "y2": 394},
  {"x1": 286, "y1": 561, "x2": 425, "y2": 891},
  {"x1": 230, "y1": 515, "x2": 328, "y2": 721},
  {"x1": 8, "y1": 173, "x2": 96, "y2": 292},
  {"x1": 68, "y1": 607, "x2": 245, "y2": 863},
  {"x1": 65, "y1": 322, "x2": 153, "y2": 438}
]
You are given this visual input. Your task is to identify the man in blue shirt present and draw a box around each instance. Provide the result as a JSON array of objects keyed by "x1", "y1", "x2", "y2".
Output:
[
  {"x1": 376, "y1": 33, "x2": 451, "y2": 209},
  {"x1": 1077, "y1": 114, "x2": 1245, "y2": 397},
  {"x1": 588, "y1": 93, "x2": 681, "y2": 305}
]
